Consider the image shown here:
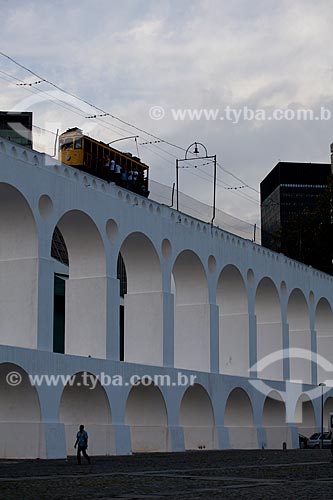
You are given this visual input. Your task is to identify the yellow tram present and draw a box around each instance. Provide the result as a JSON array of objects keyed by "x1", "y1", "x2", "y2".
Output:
[{"x1": 59, "y1": 128, "x2": 149, "y2": 196}]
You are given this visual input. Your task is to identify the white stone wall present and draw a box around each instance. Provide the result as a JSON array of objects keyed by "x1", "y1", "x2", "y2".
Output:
[{"x1": 0, "y1": 138, "x2": 333, "y2": 457}]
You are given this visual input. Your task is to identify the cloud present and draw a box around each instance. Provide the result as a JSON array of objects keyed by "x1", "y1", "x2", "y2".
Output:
[{"x1": 1, "y1": 0, "x2": 333, "y2": 225}]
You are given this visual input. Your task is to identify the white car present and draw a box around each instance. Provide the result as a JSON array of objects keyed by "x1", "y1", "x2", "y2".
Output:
[{"x1": 307, "y1": 432, "x2": 331, "y2": 449}]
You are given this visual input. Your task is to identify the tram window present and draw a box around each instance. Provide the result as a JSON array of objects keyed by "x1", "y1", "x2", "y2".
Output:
[
  {"x1": 91, "y1": 142, "x2": 97, "y2": 155},
  {"x1": 74, "y1": 138, "x2": 82, "y2": 149},
  {"x1": 60, "y1": 138, "x2": 73, "y2": 151}
]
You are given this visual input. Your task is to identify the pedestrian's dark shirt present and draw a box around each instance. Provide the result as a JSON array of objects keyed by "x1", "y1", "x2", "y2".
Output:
[{"x1": 77, "y1": 430, "x2": 88, "y2": 447}]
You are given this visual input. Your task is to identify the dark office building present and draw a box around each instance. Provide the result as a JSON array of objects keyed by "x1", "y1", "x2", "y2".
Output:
[
  {"x1": 0, "y1": 111, "x2": 33, "y2": 148},
  {"x1": 261, "y1": 162, "x2": 332, "y2": 271}
]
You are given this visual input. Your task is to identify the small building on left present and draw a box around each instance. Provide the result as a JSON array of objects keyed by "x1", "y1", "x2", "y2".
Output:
[{"x1": 0, "y1": 111, "x2": 33, "y2": 149}]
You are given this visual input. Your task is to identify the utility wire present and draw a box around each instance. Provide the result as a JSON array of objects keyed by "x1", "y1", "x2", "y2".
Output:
[
  {"x1": 0, "y1": 65, "x2": 261, "y2": 230},
  {"x1": 0, "y1": 53, "x2": 265, "y2": 220},
  {"x1": 0, "y1": 51, "x2": 184, "y2": 151},
  {"x1": 142, "y1": 140, "x2": 259, "y2": 207},
  {"x1": 0, "y1": 76, "x2": 261, "y2": 208},
  {"x1": 0, "y1": 67, "x2": 150, "y2": 146},
  {"x1": 0, "y1": 51, "x2": 260, "y2": 193}
]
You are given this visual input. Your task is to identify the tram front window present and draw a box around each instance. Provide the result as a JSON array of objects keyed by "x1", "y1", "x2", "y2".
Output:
[
  {"x1": 60, "y1": 138, "x2": 73, "y2": 151},
  {"x1": 74, "y1": 137, "x2": 82, "y2": 149}
]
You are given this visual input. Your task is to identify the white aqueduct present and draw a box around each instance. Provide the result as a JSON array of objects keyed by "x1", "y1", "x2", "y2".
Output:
[{"x1": 1, "y1": 138, "x2": 333, "y2": 458}]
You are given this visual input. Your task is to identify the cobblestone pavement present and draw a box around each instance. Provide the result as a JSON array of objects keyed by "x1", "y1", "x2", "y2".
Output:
[{"x1": 1, "y1": 449, "x2": 333, "y2": 500}]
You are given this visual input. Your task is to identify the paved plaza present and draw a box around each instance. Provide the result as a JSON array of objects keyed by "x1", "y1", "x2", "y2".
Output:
[{"x1": 1, "y1": 449, "x2": 333, "y2": 499}]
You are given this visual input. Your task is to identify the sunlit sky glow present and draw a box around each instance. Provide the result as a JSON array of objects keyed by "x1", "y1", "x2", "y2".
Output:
[{"x1": 1, "y1": 0, "x2": 333, "y2": 225}]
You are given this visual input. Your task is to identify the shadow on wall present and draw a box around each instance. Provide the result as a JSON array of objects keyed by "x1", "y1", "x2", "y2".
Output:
[
  {"x1": 224, "y1": 388, "x2": 257, "y2": 449},
  {"x1": 180, "y1": 384, "x2": 216, "y2": 450},
  {"x1": 0, "y1": 363, "x2": 45, "y2": 458},
  {"x1": 59, "y1": 372, "x2": 115, "y2": 456},
  {"x1": 262, "y1": 391, "x2": 291, "y2": 449},
  {"x1": 125, "y1": 383, "x2": 168, "y2": 452}
]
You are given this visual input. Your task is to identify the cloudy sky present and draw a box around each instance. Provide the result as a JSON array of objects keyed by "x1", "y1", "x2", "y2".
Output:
[{"x1": 1, "y1": 0, "x2": 333, "y2": 228}]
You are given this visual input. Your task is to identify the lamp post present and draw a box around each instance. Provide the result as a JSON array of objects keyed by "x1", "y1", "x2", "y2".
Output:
[
  {"x1": 176, "y1": 142, "x2": 217, "y2": 225},
  {"x1": 319, "y1": 382, "x2": 326, "y2": 448}
]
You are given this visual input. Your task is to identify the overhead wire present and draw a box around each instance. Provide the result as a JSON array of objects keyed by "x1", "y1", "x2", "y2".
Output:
[
  {"x1": 32, "y1": 124, "x2": 58, "y2": 135},
  {"x1": 16, "y1": 79, "x2": 45, "y2": 86},
  {"x1": 192, "y1": 168, "x2": 259, "y2": 207},
  {"x1": 0, "y1": 51, "x2": 184, "y2": 151},
  {"x1": 0, "y1": 51, "x2": 260, "y2": 193},
  {"x1": 0, "y1": 51, "x2": 265, "y2": 219},
  {"x1": 141, "y1": 136, "x2": 260, "y2": 203},
  {"x1": 143, "y1": 140, "x2": 260, "y2": 207},
  {"x1": 0, "y1": 67, "x2": 149, "y2": 146}
]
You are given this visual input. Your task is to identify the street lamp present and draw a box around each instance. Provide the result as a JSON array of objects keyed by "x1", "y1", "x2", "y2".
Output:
[
  {"x1": 176, "y1": 142, "x2": 217, "y2": 225},
  {"x1": 319, "y1": 382, "x2": 326, "y2": 448}
]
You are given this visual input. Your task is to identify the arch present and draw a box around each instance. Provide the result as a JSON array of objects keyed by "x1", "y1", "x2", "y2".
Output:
[
  {"x1": 262, "y1": 391, "x2": 290, "y2": 449},
  {"x1": 255, "y1": 277, "x2": 281, "y2": 323},
  {"x1": 119, "y1": 232, "x2": 163, "y2": 365},
  {"x1": 173, "y1": 250, "x2": 210, "y2": 371},
  {"x1": 295, "y1": 394, "x2": 316, "y2": 438},
  {"x1": 119, "y1": 232, "x2": 161, "y2": 293},
  {"x1": 217, "y1": 266, "x2": 247, "y2": 315},
  {"x1": 217, "y1": 265, "x2": 249, "y2": 376},
  {"x1": 288, "y1": 289, "x2": 310, "y2": 331},
  {"x1": 255, "y1": 278, "x2": 283, "y2": 381},
  {"x1": 53, "y1": 210, "x2": 107, "y2": 358},
  {"x1": 263, "y1": 391, "x2": 285, "y2": 426},
  {"x1": 224, "y1": 388, "x2": 257, "y2": 449},
  {"x1": 56, "y1": 210, "x2": 106, "y2": 279},
  {"x1": 180, "y1": 384, "x2": 215, "y2": 450},
  {"x1": 0, "y1": 183, "x2": 39, "y2": 348},
  {"x1": 315, "y1": 298, "x2": 333, "y2": 385},
  {"x1": 324, "y1": 397, "x2": 333, "y2": 431},
  {"x1": 173, "y1": 250, "x2": 208, "y2": 304},
  {"x1": 51, "y1": 226, "x2": 69, "y2": 265},
  {"x1": 0, "y1": 183, "x2": 37, "y2": 260},
  {"x1": 59, "y1": 372, "x2": 114, "y2": 456},
  {"x1": 51, "y1": 227, "x2": 68, "y2": 355},
  {"x1": 288, "y1": 289, "x2": 311, "y2": 384},
  {"x1": 0, "y1": 363, "x2": 44, "y2": 458},
  {"x1": 125, "y1": 383, "x2": 168, "y2": 452}
]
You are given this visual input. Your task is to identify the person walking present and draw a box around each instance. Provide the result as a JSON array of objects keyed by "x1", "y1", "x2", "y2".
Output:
[{"x1": 74, "y1": 424, "x2": 91, "y2": 465}]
